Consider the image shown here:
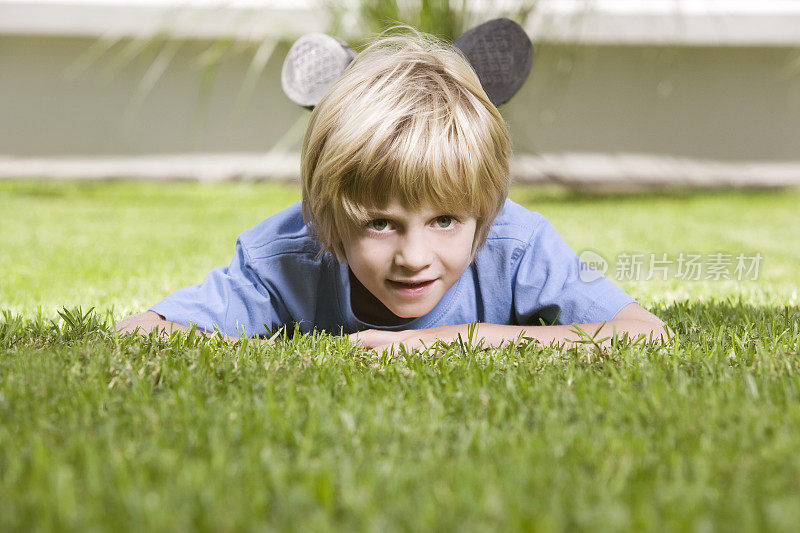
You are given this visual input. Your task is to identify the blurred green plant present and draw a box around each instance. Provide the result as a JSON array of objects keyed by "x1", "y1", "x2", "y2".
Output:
[
  {"x1": 326, "y1": 0, "x2": 541, "y2": 46},
  {"x1": 359, "y1": 0, "x2": 469, "y2": 42}
]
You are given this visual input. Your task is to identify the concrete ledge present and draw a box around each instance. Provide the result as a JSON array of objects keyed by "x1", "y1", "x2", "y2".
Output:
[
  {"x1": 527, "y1": 0, "x2": 800, "y2": 46},
  {"x1": 0, "y1": 153, "x2": 302, "y2": 181},
  {"x1": 513, "y1": 153, "x2": 800, "y2": 188},
  {"x1": 3, "y1": 152, "x2": 799, "y2": 188},
  {"x1": 3, "y1": 0, "x2": 800, "y2": 46}
]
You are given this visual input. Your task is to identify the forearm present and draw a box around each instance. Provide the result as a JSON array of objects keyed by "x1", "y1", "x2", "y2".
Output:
[
  {"x1": 352, "y1": 315, "x2": 670, "y2": 352},
  {"x1": 437, "y1": 320, "x2": 670, "y2": 349},
  {"x1": 417, "y1": 302, "x2": 670, "y2": 350}
]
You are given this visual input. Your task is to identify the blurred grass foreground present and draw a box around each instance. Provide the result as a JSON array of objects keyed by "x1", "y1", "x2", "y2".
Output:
[{"x1": 1, "y1": 180, "x2": 800, "y2": 530}]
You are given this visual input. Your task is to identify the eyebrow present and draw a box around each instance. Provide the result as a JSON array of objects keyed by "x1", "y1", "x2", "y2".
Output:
[
  {"x1": 364, "y1": 211, "x2": 392, "y2": 219},
  {"x1": 363, "y1": 207, "x2": 402, "y2": 217},
  {"x1": 367, "y1": 208, "x2": 471, "y2": 218}
]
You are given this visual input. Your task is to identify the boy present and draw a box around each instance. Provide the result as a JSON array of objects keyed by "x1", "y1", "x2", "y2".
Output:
[{"x1": 116, "y1": 32, "x2": 668, "y2": 351}]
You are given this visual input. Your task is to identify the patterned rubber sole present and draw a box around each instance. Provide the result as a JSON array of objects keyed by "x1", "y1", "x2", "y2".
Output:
[
  {"x1": 455, "y1": 18, "x2": 534, "y2": 106},
  {"x1": 281, "y1": 33, "x2": 356, "y2": 107}
]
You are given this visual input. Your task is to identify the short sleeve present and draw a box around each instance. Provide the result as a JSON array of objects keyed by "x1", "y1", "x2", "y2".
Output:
[
  {"x1": 150, "y1": 238, "x2": 279, "y2": 336},
  {"x1": 512, "y1": 218, "x2": 635, "y2": 326}
]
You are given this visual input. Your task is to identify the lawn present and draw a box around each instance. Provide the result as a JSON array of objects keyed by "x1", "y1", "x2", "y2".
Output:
[{"x1": 1, "y1": 180, "x2": 799, "y2": 531}]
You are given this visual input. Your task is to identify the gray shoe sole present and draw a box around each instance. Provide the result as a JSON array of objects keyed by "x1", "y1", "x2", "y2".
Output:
[
  {"x1": 455, "y1": 18, "x2": 534, "y2": 106},
  {"x1": 282, "y1": 20, "x2": 532, "y2": 109},
  {"x1": 281, "y1": 33, "x2": 356, "y2": 108}
]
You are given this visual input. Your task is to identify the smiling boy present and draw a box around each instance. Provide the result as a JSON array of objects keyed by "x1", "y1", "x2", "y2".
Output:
[{"x1": 116, "y1": 33, "x2": 668, "y2": 350}]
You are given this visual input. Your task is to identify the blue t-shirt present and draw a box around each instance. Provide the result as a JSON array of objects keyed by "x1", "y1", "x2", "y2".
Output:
[{"x1": 150, "y1": 199, "x2": 635, "y2": 336}]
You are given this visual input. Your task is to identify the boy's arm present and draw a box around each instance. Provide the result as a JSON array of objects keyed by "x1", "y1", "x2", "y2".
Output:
[
  {"x1": 115, "y1": 311, "x2": 189, "y2": 335},
  {"x1": 349, "y1": 302, "x2": 671, "y2": 352},
  {"x1": 114, "y1": 311, "x2": 247, "y2": 342}
]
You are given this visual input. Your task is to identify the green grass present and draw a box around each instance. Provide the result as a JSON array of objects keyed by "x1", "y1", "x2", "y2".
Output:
[{"x1": 1, "y1": 181, "x2": 800, "y2": 531}]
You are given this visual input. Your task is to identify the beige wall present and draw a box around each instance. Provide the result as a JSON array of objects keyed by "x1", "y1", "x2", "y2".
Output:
[
  {"x1": 508, "y1": 43, "x2": 800, "y2": 161},
  {"x1": 1, "y1": 36, "x2": 302, "y2": 155},
  {"x1": 2, "y1": 34, "x2": 800, "y2": 184}
]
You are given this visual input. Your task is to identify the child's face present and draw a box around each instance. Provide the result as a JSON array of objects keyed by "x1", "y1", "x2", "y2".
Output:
[{"x1": 341, "y1": 200, "x2": 477, "y2": 321}]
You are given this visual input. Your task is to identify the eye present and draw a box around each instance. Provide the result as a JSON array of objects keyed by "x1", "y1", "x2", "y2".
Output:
[
  {"x1": 368, "y1": 219, "x2": 391, "y2": 231},
  {"x1": 434, "y1": 215, "x2": 456, "y2": 229}
]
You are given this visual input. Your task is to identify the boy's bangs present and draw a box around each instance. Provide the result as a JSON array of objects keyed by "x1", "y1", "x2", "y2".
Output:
[
  {"x1": 339, "y1": 169, "x2": 475, "y2": 226},
  {"x1": 337, "y1": 109, "x2": 496, "y2": 227}
]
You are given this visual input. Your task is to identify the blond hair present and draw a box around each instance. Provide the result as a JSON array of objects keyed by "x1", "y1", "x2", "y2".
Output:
[{"x1": 301, "y1": 30, "x2": 511, "y2": 261}]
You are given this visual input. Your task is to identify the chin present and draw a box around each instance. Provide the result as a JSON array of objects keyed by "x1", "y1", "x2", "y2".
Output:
[{"x1": 388, "y1": 302, "x2": 436, "y2": 319}]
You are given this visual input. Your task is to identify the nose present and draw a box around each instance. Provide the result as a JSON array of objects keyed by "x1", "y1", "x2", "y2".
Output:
[{"x1": 394, "y1": 230, "x2": 433, "y2": 271}]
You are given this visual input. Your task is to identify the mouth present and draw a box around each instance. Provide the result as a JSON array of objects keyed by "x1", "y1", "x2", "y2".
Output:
[{"x1": 387, "y1": 279, "x2": 436, "y2": 297}]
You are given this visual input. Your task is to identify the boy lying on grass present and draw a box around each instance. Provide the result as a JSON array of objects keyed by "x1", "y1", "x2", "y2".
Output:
[{"x1": 116, "y1": 33, "x2": 669, "y2": 351}]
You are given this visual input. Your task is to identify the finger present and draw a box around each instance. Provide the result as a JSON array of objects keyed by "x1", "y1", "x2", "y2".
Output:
[
  {"x1": 349, "y1": 330, "x2": 379, "y2": 348},
  {"x1": 349, "y1": 330, "x2": 386, "y2": 349},
  {"x1": 371, "y1": 343, "x2": 401, "y2": 360},
  {"x1": 351, "y1": 329, "x2": 399, "y2": 349}
]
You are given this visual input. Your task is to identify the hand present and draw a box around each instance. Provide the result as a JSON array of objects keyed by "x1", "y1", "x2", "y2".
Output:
[
  {"x1": 114, "y1": 311, "x2": 168, "y2": 335},
  {"x1": 348, "y1": 328, "x2": 439, "y2": 355}
]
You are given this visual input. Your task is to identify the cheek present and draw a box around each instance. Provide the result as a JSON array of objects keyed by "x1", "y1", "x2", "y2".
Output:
[
  {"x1": 440, "y1": 231, "x2": 476, "y2": 271},
  {"x1": 458, "y1": 224, "x2": 479, "y2": 257},
  {"x1": 343, "y1": 238, "x2": 389, "y2": 274}
]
